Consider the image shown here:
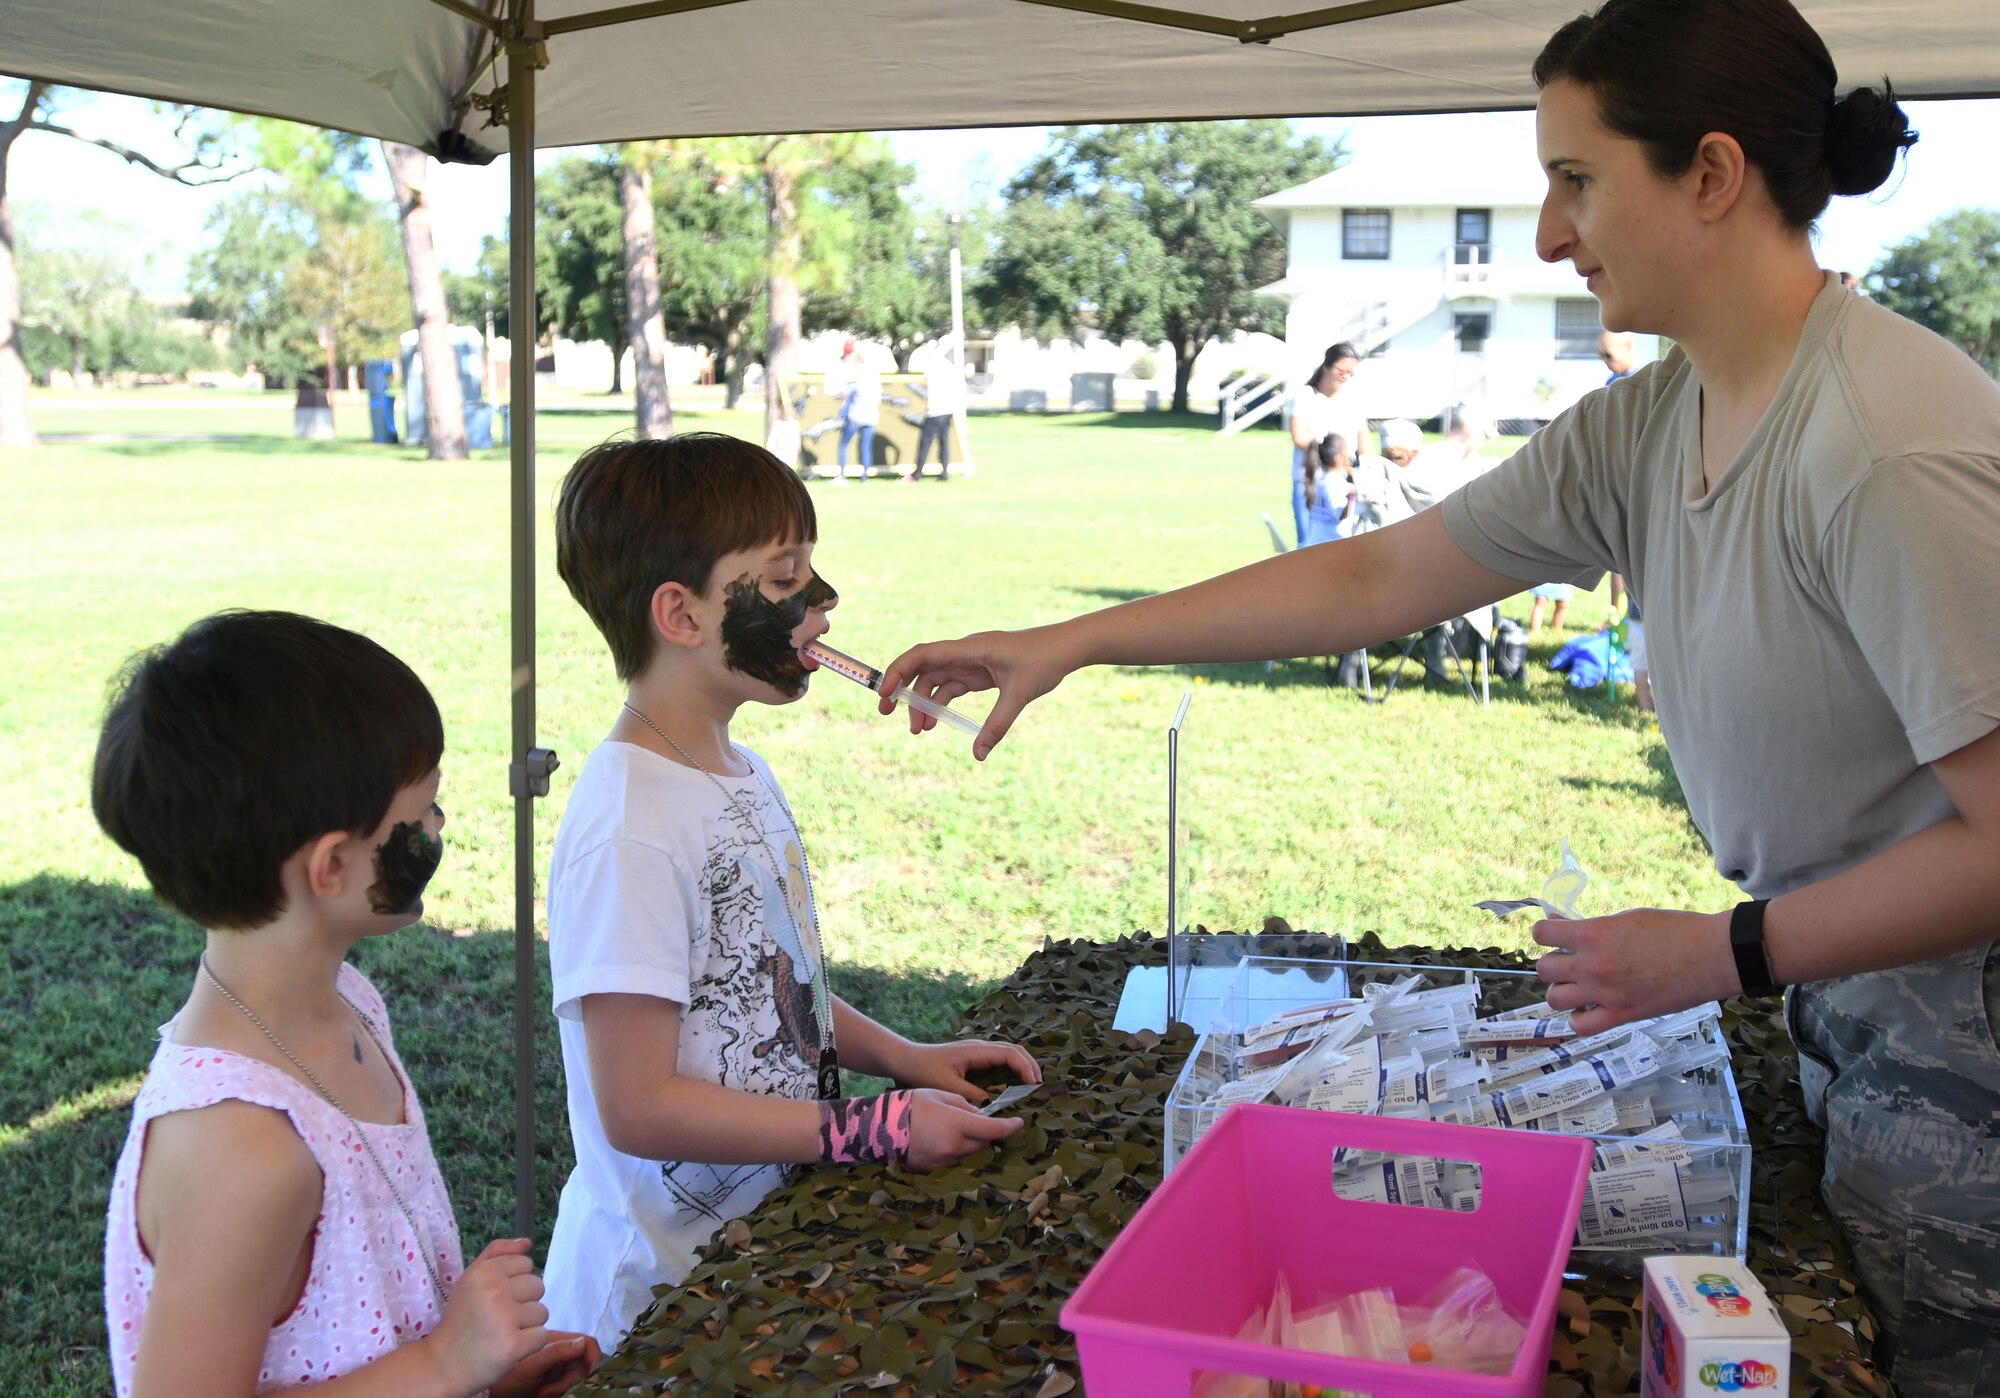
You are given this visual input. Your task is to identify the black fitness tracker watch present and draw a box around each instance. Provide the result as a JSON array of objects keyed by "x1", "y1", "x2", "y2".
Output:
[{"x1": 1729, "y1": 899, "x2": 1784, "y2": 997}]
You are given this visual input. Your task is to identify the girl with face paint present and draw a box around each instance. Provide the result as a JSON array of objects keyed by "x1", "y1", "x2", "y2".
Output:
[{"x1": 92, "y1": 611, "x2": 600, "y2": 1398}]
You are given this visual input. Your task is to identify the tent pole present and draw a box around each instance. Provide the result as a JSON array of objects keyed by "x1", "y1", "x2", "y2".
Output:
[{"x1": 505, "y1": 9, "x2": 554, "y2": 1243}]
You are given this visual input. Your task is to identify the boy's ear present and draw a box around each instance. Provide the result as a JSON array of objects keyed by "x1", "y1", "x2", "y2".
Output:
[{"x1": 649, "y1": 580, "x2": 704, "y2": 650}]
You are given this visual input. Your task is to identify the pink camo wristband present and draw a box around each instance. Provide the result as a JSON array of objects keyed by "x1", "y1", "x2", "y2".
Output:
[{"x1": 819, "y1": 1090, "x2": 914, "y2": 1164}]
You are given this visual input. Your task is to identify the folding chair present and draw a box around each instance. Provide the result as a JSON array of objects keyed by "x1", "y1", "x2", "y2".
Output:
[{"x1": 1361, "y1": 606, "x2": 1495, "y2": 707}]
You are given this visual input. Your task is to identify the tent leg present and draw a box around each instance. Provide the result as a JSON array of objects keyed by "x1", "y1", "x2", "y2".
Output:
[{"x1": 507, "y1": 22, "x2": 546, "y2": 1244}]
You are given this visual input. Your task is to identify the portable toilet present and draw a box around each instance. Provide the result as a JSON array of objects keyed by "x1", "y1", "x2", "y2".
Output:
[{"x1": 400, "y1": 327, "x2": 493, "y2": 449}]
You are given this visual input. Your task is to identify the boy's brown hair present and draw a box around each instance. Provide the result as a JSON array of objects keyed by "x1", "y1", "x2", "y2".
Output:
[{"x1": 555, "y1": 433, "x2": 817, "y2": 679}]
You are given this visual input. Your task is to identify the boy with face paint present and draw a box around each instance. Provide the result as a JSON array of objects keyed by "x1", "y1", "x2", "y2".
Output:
[
  {"x1": 544, "y1": 433, "x2": 1040, "y2": 1352},
  {"x1": 91, "y1": 611, "x2": 598, "y2": 1398}
]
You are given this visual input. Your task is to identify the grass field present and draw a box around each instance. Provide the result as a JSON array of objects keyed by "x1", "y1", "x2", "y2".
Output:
[{"x1": 0, "y1": 391, "x2": 1731, "y2": 1393}]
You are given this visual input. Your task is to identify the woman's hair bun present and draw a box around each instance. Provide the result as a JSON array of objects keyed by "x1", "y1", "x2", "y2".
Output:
[{"x1": 1825, "y1": 81, "x2": 1917, "y2": 197}]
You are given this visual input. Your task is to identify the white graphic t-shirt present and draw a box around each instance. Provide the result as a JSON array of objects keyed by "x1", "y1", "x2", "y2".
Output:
[{"x1": 542, "y1": 740, "x2": 825, "y2": 1350}]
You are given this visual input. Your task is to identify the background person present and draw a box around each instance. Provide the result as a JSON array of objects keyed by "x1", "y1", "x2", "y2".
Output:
[
  {"x1": 1598, "y1": 328, "x2": 1638, "y2": 380},
  {"x1": 1300, "y1": 431, "x2": 1354, "y2": 547},
  {"x1": 1286, "y1": 343, "x2": 1367, "y2": 545},
  {"x1": 908, "y1": 337, "x2": 964, "y2": 483},
  {"x1": 1527, "y1": 579, "x2": 1572, "y2": 637},
  {"x1": 878, "y1": 3, "x2": 1999, "y2": 1387},
  {"x1": 829, "y1": 339, "x2": 881, "y2": 484}
]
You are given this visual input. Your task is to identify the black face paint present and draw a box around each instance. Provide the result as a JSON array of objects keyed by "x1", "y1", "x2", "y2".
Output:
[
  {"x1": 367, "y1": 818, "x2": 444, "y2": 917},
  {"x1": 720, "y1": 569, "x2": 837, "y2": 698}
]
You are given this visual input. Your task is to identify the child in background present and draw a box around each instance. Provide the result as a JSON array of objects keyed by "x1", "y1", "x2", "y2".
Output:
[
  {"x1": 94, "y1": 610, "x2": 597, "y2": 1398},
  {"x1": 544, "y1": 433, "x2": 1040, "y2": 1350},
  {"x1": 1300, "y1": 432, "x2": 1354, "y2": 547}
]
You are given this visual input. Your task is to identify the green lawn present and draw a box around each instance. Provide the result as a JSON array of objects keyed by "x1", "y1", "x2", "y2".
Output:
[{"x1": 0, "y1": 393, "x2": 1729, "y2": 1394}]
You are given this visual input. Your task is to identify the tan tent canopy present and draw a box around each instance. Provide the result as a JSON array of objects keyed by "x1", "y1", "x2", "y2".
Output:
[
  {"x1": 5, "y1": 0, "x2": 1998, "y2": 156},
  {"x1": 7, "y1": 0, "x2": 1998, "y2": 1232}
]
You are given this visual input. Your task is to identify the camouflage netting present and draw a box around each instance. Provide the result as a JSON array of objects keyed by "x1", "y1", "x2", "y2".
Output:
[{"x1": 572, "y1": 931, "x2": 1892, "y2": 1397}]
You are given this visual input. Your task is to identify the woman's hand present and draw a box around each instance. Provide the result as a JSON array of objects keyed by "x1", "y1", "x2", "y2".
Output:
[
  {"x1": 895, "y1": 1039, "x2": 1042, "y2": 1101},
  {"x1": 1533, "y1": 907, "x2": 1740, "y2": 1036},
  {"x1": 488, "y1": 1333, "x2": 600, "y2": 1398},
  {"x1": 878, "y1": 625, "x2": 1078, "y2": 760}
]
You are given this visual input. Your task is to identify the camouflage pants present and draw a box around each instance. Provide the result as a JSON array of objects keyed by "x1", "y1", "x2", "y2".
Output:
[{"x1": 1789, "y1": 941, "x2": 2000, "y2": 1397}]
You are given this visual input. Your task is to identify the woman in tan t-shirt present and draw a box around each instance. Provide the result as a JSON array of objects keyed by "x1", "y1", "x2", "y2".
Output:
[{"x1": 880, "y1": 2, "x2": 2000, "y2": 1390}]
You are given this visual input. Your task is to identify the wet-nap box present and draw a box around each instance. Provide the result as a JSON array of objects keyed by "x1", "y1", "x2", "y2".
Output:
[{"x1": 1641, "y1": 1257, "x2": 1790, "y2": 1397}]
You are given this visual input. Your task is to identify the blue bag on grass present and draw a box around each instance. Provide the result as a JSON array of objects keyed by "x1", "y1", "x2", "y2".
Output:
[{"x1": 1548, "y1": 630, "x2": 1633, "y2": 688}]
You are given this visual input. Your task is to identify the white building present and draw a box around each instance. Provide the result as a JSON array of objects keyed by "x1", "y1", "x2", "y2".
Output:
[{"x1": 1249, "y1": 150, "x2": 1658, "y2": 428}]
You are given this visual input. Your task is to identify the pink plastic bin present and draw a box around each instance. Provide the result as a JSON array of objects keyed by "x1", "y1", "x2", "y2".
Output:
[{"x1": 1061, "y1": 1104, "x2": 1593, "y2": 1397}]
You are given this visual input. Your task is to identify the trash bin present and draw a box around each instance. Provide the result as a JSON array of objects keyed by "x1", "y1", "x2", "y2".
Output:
[
  {"x1": 293, "y1": 383, "x2": 335, "y2": 440},
  {"x1": 465, "y1": 403, "x2": 493, "y2": 451},
  {"x1": 1070, "y1": 372, "x2": 1115, "y2": 412},
  {"x1": 363, "y1": 359, "x2": 398, "y2": 444}
]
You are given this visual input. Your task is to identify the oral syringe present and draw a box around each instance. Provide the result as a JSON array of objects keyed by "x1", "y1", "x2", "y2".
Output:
[{"x1": 803, "y1": 640, "x2": 985, "y2": 737}]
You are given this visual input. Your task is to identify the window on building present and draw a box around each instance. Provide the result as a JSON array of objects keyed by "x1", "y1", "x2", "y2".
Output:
[
  {"x1": 1342, "y1": 209, "x2": 1391, "y2": 260},
  {"x1": 1555, "y1": 299, "x2": 1603, "y2": 359},
  {"x1": 1454, "y1": 313, "x2": 1491, "y2": 351},
  {"x1": 1454, "y1": 209, "x2": 1491, "y2": 264}
]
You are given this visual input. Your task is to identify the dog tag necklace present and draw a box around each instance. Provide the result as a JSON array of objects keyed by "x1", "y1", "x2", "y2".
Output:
[{"x1": 623, "y1": 704, "x2": 840, "y2": 1098}]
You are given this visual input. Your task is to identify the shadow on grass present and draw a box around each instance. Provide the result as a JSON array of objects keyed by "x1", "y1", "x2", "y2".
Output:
[
  {"x1": 0, "y1": 872, "x2": 1014, "y2": 1394},
  {"x1": 1560, "y1": 742, "x2": 1693, "y2": 818},
  {"x1": 1019, "y1": 409, "x2": 1253, "y2": 434},
  {"x1": 1065, "y1": 585, "x2": 1156, "y2": 606},
  {"x1": 68, "y1": 436, "x2": 506, "y2": 462}
]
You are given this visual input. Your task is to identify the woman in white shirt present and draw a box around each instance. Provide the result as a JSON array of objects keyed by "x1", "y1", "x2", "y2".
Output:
[{"x1": 1286, "y1": 342, "x2": 1366, "y2": 545}]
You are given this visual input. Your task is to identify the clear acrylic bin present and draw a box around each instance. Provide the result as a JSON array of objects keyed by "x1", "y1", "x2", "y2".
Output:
[{"x1": 1162, "y1": 957, "x2": 1752, "y2": 1260}]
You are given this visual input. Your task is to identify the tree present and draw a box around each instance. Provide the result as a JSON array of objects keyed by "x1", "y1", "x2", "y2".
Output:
[
  {"x1": 650, "y1": 155, "x2": 765, "y2": 408},
  {"x1": 17, "y1": 216, "x2": 143, "y2": 382},
  {"x1": 981, "y1": 122, "x2": 1341, "y2": 411},
  {"x1": 811, "y1": 148, "x2": 967, "y2": 370},
  {"x1": 14, "y1": 212, "x2": 215, "y2": 383},
  {"x1": 1868, "y1": 208, "x2": 2000, "y2": 376},
  {"x1": 700, "y1": 134, "x2": 875, "y2": 432},
  {"x1": 1, "y1": 82, "x2": 249, "y2": 447},
  {"x1": 756, "y1": 138, "x2": 811, "y2": 432},
  {"x1": 291, "y1": 213, "x2": 410, "y2": 378},
  {"x1": 185, "y1": 187, "x2": 403, "y2": 390},
  {"x1": 185, "y1": 188, "x2": 322, "y2": 386},
  {"x1": 383, "y1": 141, "x2": 468, "y2": 460},
  {"x1": 533, "y1": 154, "x2": 628, "y2": 389},
  {"x1": 615, "y1": 143, "x2": 675, "y2": 437}
]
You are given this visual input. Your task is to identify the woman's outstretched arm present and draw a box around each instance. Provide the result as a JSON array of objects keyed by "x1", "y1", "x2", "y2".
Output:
[{"x1": 878, "y1": 507, "x2": 1530, "y2": 759}]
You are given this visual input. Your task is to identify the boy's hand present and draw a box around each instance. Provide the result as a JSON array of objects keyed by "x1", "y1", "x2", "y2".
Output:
[
  {"x1": 906, "y1": 1088, "x2": 1024, "y2": 1171},
  {"x1": 425, "y1": 1237, "x2": 551, "y2": 1395},
  {"x1": 489, "y1": 1332, "x2": 601, "y2": 1398},
  {"x1": 898, "y1": 1039, "x2": 1041, "y2": 1102}
]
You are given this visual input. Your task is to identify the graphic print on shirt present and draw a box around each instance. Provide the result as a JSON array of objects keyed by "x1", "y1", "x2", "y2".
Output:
[
  {"x1": 737, "y1": 846, "x2": 822, "y2": 1067},
  {"x1": 660, "y1": 784, "x2": 822, "y2": 1223}
]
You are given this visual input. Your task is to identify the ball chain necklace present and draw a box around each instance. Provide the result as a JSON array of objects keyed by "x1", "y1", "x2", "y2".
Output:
[
  {"x1": 199, "y1": 956, "x2": 448, "y2": 1304},
  {"x1": 621, "y1": 701, "x2": 840, "y2": 1099}
]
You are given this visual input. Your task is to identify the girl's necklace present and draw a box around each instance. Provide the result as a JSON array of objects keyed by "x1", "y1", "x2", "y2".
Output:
[
  {"x1": 199, "y1": 956, "x2": 447, "y2": 1304},
  {"x1": 621, "y1": 703, "x2": 840, "y2": 1098}
]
